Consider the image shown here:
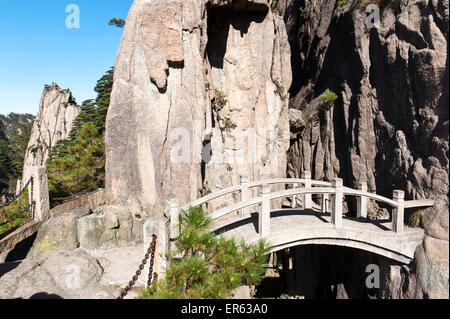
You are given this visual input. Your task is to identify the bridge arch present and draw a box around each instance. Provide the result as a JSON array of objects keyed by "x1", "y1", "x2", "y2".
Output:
[{"x1": 162, "y1": 172, "x2": 434, "y2": 265}]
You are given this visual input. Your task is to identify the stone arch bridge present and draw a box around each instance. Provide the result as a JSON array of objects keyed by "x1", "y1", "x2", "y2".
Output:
[
  {"x1": 145, "y1": 172, "x2": 434, "y2": 267},
  {"x1": 0, "y1": 168, "x2": 436, "y2": 294}
]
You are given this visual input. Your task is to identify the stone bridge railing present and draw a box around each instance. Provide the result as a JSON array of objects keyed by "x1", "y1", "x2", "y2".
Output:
[{"x1": 166, "y1": 172, "x2": 435, "y2": 239}]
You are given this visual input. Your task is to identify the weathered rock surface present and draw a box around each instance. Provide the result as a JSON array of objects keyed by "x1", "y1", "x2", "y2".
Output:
[
  {"x1": 21, "y1": 83, "x2": 80, "y2": 184},
  {"x1": 210, "y1": 0, "x2": 270, "y2": 11},
  {"x1": 106, "y1": 0, "x2": 292, "y2": 216},
  {"x1": 0, "y1": 249, "x2": 112, "y2": 299},
  {"x1": 27, "y1": 206, "x2": 90, "y2": 259},
  {"x1": 25, "y1": 199, "x2": 143, "y2": 258},
  {"x1": 77, "y1": 205, "x2": 144, "y2": 250},
  {"x1": 280, "y1": 0, "x2": 448, "y2": 298}
]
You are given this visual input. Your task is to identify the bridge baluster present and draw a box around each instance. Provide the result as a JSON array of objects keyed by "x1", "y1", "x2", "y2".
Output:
[
  {"x1": 321, "y1": 193, "x2": 329, "y2": 213},
  {"x1": 259, "y1": 184, "x2": 271, "y2": 238},
  {"x1": 357, "y1": 182, "x2": 368, "y2": 218},
  {"x1": 240, "y1": 176, "x2": 249, "y2": 218},
  {"x1": 291, "y1": 183, "x2": 297, "y2": 208},
  {"x1": 168, "y1": 199, "x2": 180, "y2": 239},
  {"x1": 392, "y1": 190, "x2": 405, "y2": 233},
  {"x1": 331, "y1": 178, "x2": 343, "y2": 228},
  {"x1": 302, "y1": 171, "x2": 312, "y2": 210}
]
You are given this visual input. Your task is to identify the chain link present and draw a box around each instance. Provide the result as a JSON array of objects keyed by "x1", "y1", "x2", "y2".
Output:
[
  {"x1": 0, "y1": 178, "x2": 32, "y2": 209},
  {"x1": 0, "y1": 202, "x2": 34, "y2": 227},
  {"x1": 117, "y1": 234, "x2": 158, "y2": 299}
]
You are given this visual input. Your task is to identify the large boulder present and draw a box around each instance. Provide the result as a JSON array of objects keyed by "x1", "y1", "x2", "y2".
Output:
[
  {"x1": 0, "y1": 249, "x2": 112, "y2": 299},
  {"x1": 27, "y1": 206, "x2": 90, "y2": 259},
  {"x1": 77, "y1": 205, "x2": 145, "y2": 250}
]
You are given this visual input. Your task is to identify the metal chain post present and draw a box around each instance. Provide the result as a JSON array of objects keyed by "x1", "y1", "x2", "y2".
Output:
[
  {"x1": 0, "y1": 178, "x2": 32, "y2": 209},
  {"x1": 147, "y1": 234, "x2": 157, "y2": 287},
  {"x1": 117, "y1": 234, "x2": 158, "y2": 299}
]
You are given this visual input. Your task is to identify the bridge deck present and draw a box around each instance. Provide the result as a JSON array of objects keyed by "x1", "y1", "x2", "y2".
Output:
[{"x1": 213, "y1": 209, "x2": 424, "y2": 264}]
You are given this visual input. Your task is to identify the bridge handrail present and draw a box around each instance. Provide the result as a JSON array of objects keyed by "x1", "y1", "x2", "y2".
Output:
[
  {"x1": 211, "y1": 186, "x2": 401, "y2": 223},
  {"x1": 269, "y1": 187, "x2": 336, "y2": 201},
  {"x1": 404, "y1": 199, "x2": 435, "y2": 209},
  {"x1": 181, "y1": 178, "x2": 332, "y2": 210},
  {"x1": 342, "y1": 187, "x2": 399, "y2": 208},
  {"x1": 210, "y1": 197, "x2": 263, "y2": 221},
  {"x1": 168, "y1": 173, "x2": 435, "y2": 239},
  {"x1": 247, "y1": 178, "x2": 332, "y2": 188},
  {"x1": 181, "y1": 185, "x2": 242, "y2": 211}
]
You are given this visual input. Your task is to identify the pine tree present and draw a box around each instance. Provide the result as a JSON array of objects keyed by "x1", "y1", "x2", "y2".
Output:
[
  {"x1": 46, "y1": 68, "x2": 113, "y2": 205},
  {"x1": 48, "y1": 123, "x2": 105, "y2": 202},
  {"x1": 140, "y1": 207, "x2": 271, "y2": 299},
  {"x1": 108, "y1": 18, "x2": 126, "y2": 28},
  {"x1": 0, "y1": 114, "x2": 34, "y2": 194},
  {"x1": 0, "y1": 121, "x2": 13, "y2": 193},
  {"x1": 93, "y1": 68, "x2": 114, "y2": 135}
]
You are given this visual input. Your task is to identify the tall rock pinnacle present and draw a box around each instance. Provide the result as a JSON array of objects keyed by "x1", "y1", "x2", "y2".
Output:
[{"x1": 21, "y1": 83, "x2": 80, "y2": 183}]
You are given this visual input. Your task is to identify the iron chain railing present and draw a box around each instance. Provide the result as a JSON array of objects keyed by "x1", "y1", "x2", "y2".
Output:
[
  {"x1": 0, "y1": 177, "x2": 35, "y2": 229},
  {"x1": 0, "y1": 178, "x2": 33, "y2": 209},
  {"x1": 117, "y1": 234, "x2": 158, "y2": 299},
  {"x1": 0, "y1": 202, "x2": 35, "y2": 227}
]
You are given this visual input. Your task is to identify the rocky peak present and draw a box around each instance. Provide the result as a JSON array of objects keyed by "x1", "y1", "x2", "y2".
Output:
[{"x1": 21, "y1": 83, "x2": 80, "y2": 183}]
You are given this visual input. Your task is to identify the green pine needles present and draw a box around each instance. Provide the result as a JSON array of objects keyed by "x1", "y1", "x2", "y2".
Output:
[
  {"x1": 0, "y1": 190, "x2": 30, "y2": 235},
  {"x1": 47, "y1": 68, "x2": 113, "y2": 206},
  {"x1": 318, "y1": 90, "x2": 338, "y2": 104},
  {"x1": 140, "y1": 207, "x2": 271, "y2": 299}
]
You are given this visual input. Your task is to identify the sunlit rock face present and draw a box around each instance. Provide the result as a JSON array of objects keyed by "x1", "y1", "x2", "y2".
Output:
[
  {"x1": 21, "y1": 83, "x2": 80, "y2": 184},
  {"x1": 279, "y1": 0, "x2": 448, "y2": 299},
  {"x1": 105, "y1": 0, "x2": 292, "y2": 217}
]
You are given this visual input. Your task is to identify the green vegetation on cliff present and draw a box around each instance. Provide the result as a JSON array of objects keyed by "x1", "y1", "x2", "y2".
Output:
[
  {"x1": 0, "y1": 190, "x2": 30, "y2": 235},
  {"x1": 47, "y1": 68, "x2": 113, "y2": 205},
  {"x1": 0, "y1": 113, "x2": 34, "y2": 194},
  {"x1": 140, "y1": 207, "x2": 270, "y2": 299}
]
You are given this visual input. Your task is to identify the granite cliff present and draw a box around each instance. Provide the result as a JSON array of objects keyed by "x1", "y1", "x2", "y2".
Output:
[
  {"x1": 277, "y1": 0, "x2": 448, "y2": 298},
  {"x1": 21, "y1": 83, "x2": 80, "y2": 185},
  {"x1": 105, "y1": 0, "x2": 292, "y2": 216}
]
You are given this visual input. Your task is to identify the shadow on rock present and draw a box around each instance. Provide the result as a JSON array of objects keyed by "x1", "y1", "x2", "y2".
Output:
[{"x1": 29, "y1": 292, "x2": 64, "y2": 299}]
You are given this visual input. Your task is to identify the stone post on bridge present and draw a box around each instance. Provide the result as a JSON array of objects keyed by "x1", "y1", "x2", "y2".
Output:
[
  {"x1": 357, "y1": 182, "x2": 368, "y2": 218},
  {"x1": 302, "y1": 171, "x2": 312, "y2": 209},
  {"x1": 259, "y1": 184, "x2": 271, "y2": 238},
  {"x1": 392, "y1": 190, "x2": 405, "y2": 233},
  {"x1": 240, "y1": 175, "x2": 249, "y2": 218},
  {"x1": 331, "y1": 178, "x2": 343, "y2": 228},
  {"x1": 321, "y1": 194, "x2": 330, "y2": 213},
  {"x1": 168, "y1": 199, "x2": 180, "y2": 240},
  {"x1": 29, "y1": 166, "x2": 50, "y2": 222},
  {"x1": 291, "y1": 183, "x2": 298, "y2": 208}
]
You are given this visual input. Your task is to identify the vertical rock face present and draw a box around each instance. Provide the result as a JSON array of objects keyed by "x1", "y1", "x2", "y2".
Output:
[
  {"x1": 281, "y1": 0, "x2": 448, "y2": 298},
  {"x1": 22, "y1": 83, "x2": 80, "y2": 183},
  {"x1": 106, "y1": 0, "x2": 292, "y2": 216}
]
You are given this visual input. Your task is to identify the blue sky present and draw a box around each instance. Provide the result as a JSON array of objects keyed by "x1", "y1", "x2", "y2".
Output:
[{"x1": 0, "y1": 0, "x2": 134, "y2": 116}]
